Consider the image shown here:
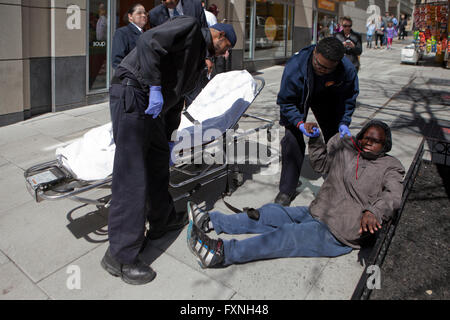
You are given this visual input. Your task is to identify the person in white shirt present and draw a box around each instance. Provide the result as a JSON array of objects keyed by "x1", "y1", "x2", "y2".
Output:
[{"x1": 201, "y1": 1, "x2": 217, "y2": 27}]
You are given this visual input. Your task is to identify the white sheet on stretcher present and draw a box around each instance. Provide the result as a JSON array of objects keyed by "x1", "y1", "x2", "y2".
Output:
[{"x1": 55, "y1": 70, "x2": 257, "y2": 181}]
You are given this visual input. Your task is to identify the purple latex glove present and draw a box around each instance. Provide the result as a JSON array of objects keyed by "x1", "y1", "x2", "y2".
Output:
[
  {"x1": 339, "y1": 124, "x2": 352, "y2": 138},
  {"x1": 299, "y1": 123, "x2": 321, "y2": 138},
  {"x1": 145, "y1": 86, "x2": 163, "y2": 118}
]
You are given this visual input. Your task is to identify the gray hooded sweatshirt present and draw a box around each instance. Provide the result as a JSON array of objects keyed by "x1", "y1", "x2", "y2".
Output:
[{"x1": 307, "y1": 120, "x2": 405, "y2": 248}]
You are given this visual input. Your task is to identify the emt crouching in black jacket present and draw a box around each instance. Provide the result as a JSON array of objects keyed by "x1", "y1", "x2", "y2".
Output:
[
  {"x1": 102, "y1": 16, "x2": 236, "y2": 285},
  {"x1": 274, "y1": 37, "x2": 359, "y2": 207}
]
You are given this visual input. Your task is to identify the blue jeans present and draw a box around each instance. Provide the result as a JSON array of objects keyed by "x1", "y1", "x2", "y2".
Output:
[{"x1": 209, "y1": 204, "x2": 352, "y2": 266}]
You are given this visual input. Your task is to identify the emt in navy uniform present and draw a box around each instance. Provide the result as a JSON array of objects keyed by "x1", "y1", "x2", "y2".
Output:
[
  {"x1": 102, "y1": 16, "x2": 236, "y2": 285},
  {"x1": 111, "y1": 3, "x2": 148, "y2": 70},
  {"x1": 274, "y1": 36, "x2": 359, "y2": 206}
]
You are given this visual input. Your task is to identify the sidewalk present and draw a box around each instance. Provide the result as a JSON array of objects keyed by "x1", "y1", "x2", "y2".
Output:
[{"x1": 1, "y1": 38, "x2": 449, "y2": 300}]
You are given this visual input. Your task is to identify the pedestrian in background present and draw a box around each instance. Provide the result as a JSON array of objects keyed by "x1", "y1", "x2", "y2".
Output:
[
  {"x1": 382, "y1": 12, "x2": 392, "y2": 47},
  {"x1": 334, "y1": 16, "x2": 362, "y2": 72},
  {"x1": 201, "y1": 0, "x2": 217, "y2": 26},
  {"x1": 398, "y1": 14, "x2": 407, "y2": 40},
  {"x1": 375, "y1": 16, "x2": 384, "y2": 49},
  {"x1": 366, "y1": 19, "x2": 376, "y2": 49},
  {"x1": 111, "y1": 4, "x2": 147, "y2": 70},
  {"x1": 385, "y1": 21, "x2": 397, "y2": 50}
]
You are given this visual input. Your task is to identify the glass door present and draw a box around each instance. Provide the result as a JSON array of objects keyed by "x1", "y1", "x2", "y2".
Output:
[{"x1": 87, "y1": 0, "x2": 111, "y2": 93}]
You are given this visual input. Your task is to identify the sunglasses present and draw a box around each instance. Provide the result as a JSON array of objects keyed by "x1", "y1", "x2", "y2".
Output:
[{"x1": 343, "y1": 24, "x2": 352, "y2": 27}]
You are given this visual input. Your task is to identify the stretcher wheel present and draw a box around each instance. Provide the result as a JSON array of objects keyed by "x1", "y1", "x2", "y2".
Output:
[{"x1": 232, "y1": 172, "x2": 244, "y2": 187}]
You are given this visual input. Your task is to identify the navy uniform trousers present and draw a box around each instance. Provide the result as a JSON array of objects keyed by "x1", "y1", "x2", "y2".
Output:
[
  {"x1": 279, "y1": 105, "x2": 341, "y2": 197},
  {"x1": 108, "y1": 83, "x2": 176, "y2": 264}
]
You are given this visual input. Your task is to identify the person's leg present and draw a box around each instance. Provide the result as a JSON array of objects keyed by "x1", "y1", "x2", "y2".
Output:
[
  {"x1": 222, "y1": 213, "x2": 352, "y2": 266},
  {"x1": 209, "y1": 204, "x2": 315, "y2": 235},
  {"x1": 109, "y1": 83, "x2": 124, "y2": 139},
  {"x1": 108, "y1": 86, "x2": 154, "y2": 264},
  {"x1": 145, "y1": 112, "x2": 177, "y2": 235},
  {"x1": 278, "y1": 126, "x2": 306, "y2": 196}
]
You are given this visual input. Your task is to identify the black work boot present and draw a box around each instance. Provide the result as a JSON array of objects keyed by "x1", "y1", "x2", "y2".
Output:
[
  {"x1": 101, "y1": 247, "x2": 156, "y2": 285},
  {"x1": 274, "y1": 192, "x2": 293, "y2": 206}
]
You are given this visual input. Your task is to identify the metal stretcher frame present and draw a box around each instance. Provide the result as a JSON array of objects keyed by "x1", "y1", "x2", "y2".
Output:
[{"x1": 24, "y1": 76, "x2": 275, "y2": 208}]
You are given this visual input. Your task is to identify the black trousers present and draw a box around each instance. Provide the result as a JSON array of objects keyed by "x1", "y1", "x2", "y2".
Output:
[
  {"x1": 108, "y1": 83, "x2": 176, "y2": 264},
  {"x1": 279, "y1": 107, "x2": 340, "y2": 196}
]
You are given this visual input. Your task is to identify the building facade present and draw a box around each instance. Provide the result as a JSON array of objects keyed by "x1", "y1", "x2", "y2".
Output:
[{"x1": 0, "y1": 0, "x2": 415, "y2": 126}]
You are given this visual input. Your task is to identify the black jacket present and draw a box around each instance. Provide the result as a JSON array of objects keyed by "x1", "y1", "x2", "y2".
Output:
[
  {"x1": 119, "y1": 16, "x2": 212, "y2": 111},
  {"x1": 149, "y1": 0, "x2": 207, "y2": 28},
  {"x1": 334, "y1": 30, "x2": 362, "y2": 69},
  {"x1": 111, "y1": 23, "x2": 142, "y2": 69}
]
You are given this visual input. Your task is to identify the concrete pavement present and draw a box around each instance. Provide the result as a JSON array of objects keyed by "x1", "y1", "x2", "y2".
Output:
[{"x1": 0, "y1": 38, "x2": 449, "y2": 300}]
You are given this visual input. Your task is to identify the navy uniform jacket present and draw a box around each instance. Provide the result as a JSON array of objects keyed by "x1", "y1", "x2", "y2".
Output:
[
  {"x1": 277, "y1": 45, "x2": 359, "y2": 129},
  {"x1": 149, "y1": 0, "x2": 207, "y2": 28},
  {"x1": 111, "y1": 23, "x2": 142, "y2": 69},
  {"x1": 119, "y1": 16, "x2": 212, "y2": 111}
]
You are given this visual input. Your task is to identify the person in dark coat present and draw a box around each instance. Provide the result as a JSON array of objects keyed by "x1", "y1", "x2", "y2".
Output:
[
  {"x1": 149, "y1": 0, "x2": 207, "y2": 28},
  {"x1": 334, "y1": 16, "x2": 362, "y2": 72},
  {"x1": 398, "y1": 14, "x2": 407, "y2": 40},
  {"x1": 111, "y1": 3, "x2": 147, "y2": 70},
  {"x1": 102, "y1": 16, "x2": 236, "y2": 285},
  {"x1": 274, "y1": 36, "x2": 359, "y2": 207}
]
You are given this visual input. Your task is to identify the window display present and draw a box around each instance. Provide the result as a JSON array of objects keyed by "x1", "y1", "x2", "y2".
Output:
[{"x1": 245, "y1": 0, "x2": 294, "y2": 60}]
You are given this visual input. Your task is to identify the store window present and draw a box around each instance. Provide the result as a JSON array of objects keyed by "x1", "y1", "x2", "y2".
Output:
[
  {"x1": 245, "y1": 0, "x2": 294, "y2": 60},
  {"x1": 313, "y1": 0, "x2": 338, "y2": 43},
  {"x1": 88, "y1": 0, "x2": 110, "y2": 92}
]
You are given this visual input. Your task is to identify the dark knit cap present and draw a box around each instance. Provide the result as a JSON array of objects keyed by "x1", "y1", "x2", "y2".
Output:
[{"x1": 211, "y1": 23, "x2": 237, "y2": 47}]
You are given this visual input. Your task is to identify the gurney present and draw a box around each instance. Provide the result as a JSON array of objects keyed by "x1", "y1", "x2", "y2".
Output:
[{"x1": 24, "y1": 70, "x2": 276, "y2": 212}]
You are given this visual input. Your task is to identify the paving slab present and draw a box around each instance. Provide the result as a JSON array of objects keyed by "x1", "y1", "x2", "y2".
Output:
[
  {"x1": 38, "y1": 243, "x2": 235, "y2": 300},
  {"x1": 0, "y1": 199, "x2": 108, "y2": 283},
  {"x1": 0, "y1": 123, "x2": 42, "y2": 147},
  {"x1": 61, "y1": 102, "x2": 109, "y2": 117},
  {"x1": 0, "y1": 163, "x2": 35, "y2": 217},
  {"x1": 305, "y1": 251, "x2": 365, "y2": 300},
  {"x1": 20, "y1": 113, "x2": 99, "y2": 140},
  {"x1": 0, "y1": 262, "x2": 49, "y2": 300},
  {"x1": 0, "y1": 134, "x2": 64, "y2": 170}
]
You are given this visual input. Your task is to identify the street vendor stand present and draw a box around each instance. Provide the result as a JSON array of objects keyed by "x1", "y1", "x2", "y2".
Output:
[{"x1": 412, "y1": 0, "x2": 449, "y2": 67}]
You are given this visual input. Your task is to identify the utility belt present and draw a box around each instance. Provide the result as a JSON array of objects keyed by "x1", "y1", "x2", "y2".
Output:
[{"x1": 111, "y1": 76, "x2": 149, "y2": 94}]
